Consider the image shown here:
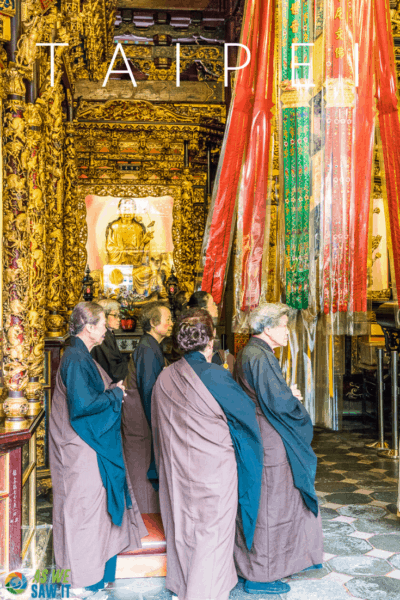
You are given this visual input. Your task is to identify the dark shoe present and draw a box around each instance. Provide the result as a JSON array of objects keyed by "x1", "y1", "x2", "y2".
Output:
[
  {"x1": 302, "y1": 564, "x2": 323, "y2": 572},
  {"x1": 244, "y1": 580, "x2": 291, "y2": 594},
  {"x1": 238, "y1": 576, "x2": 245, "y2": 583}
]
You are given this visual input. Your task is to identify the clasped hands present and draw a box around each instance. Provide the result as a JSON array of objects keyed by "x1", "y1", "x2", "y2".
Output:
[
  {"x1": 290, "y1": 384, "x2": 303, "y2": 402},
  {"x1": 116, "y1": 380, "x2": 127, "y2": 400}
]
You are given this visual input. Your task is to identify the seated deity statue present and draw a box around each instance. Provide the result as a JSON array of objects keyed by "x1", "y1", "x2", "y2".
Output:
[
  {"x1": 131, "y1": 253, "x2": 169, "y2": 299},
  {"x1": 105, "y1": 198, "x2": 154, "y2": 266}
]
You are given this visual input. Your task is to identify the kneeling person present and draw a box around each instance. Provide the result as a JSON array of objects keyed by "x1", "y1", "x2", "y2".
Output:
[{"x1": 152, "y1": 308, "x2": 263, "y2": 600}]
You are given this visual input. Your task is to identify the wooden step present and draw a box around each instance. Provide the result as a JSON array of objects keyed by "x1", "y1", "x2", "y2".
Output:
[{"x1": 117, "y1": 513, "x2": 166, "y2": 578}]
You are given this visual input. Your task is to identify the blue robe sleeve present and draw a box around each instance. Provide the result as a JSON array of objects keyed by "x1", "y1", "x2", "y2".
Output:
[
  {"x1": 60, "y1": 353, "x2": 129, "y2": 526},
  {"x1": 242, "y1": 348, "x2": 318, "y2": 516},
  {"x1": 135, "y1": 346, "x2": 164, "y2": 428},
  {"x1": 196, "y1": 365, "x2": 263, "y2": 551},
  {"x1": 245, "y1": 351, "x2": 313, "y2": 443}
]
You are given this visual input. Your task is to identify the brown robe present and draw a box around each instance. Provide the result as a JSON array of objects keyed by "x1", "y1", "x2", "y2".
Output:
[
  {"x1": 49, "y1": 363, "x2": 148, "y2": 588},
  {"x1": 152, "y1": 358, "x2": 238, "y2": 600},
  {"x1": 122, "y1": 356, "x2": 160, "y2": 513},
  {"x1": 234, "y1": 363, "x2": 324, "y2": 582}
]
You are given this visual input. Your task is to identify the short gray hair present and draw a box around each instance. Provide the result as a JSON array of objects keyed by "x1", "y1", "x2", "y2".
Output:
[
  {"x1": 249, "y1": 302, "x2": 291, "y2": 334},
  {"x1": 140, "y1": 301, "x2": 170, "y2": 333},
  {"x1": 97, "y1": 298, "x2": 121, "y2": 316},
  {"x1": 70, "y1": 302, "x2": 104, "y2": 336}
]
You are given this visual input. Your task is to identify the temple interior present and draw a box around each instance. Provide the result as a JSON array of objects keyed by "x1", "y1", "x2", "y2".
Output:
[{"x1": 1, "y1": 0, "x2": 400, "y2": 598}]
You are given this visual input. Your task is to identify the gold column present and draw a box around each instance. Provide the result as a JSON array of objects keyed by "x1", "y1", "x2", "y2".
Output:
[
  {"x1": 40, "y1": 72, "x2": 66, "y2": 337},
  {"x1": 63, "y1": 122, "x2": 80, "y2": 315},
  {"x1": 2, "y1": 68, "x2": 29, "y2": 430},
  {"x1": 25, "y1": 102, "x2": 45, "y2": 417}
]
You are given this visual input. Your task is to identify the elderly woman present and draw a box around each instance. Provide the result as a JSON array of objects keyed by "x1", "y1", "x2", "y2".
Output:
[
  {"x1": 123, "y1": 301, "x2": 172, "y2": 514},
  {"x1": 233, "y1": 303, "x2": 323, "y2": 596},
  {"x1": 90, "y1": 299, "x2": 129, "y2": 383},
  {"x1": 187, "y1": 291, "x2": 235, "y2": 372},
  {"x1": 152, "y1": 308, "x2": 263, "y2": 600},
  {"x1": 49, "y1": 302, "x2": 147, "y2": 592}
]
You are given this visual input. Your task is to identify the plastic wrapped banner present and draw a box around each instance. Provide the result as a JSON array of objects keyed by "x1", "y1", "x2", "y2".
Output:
[
  {"x1": 201, "y1": 0, "x2": 275, "y2": 306},
  {"x1": 374, "y1": 0, "x2": 400, "y2": 306}
]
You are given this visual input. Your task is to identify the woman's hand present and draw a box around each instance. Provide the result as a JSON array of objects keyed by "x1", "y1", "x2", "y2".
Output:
[
  {"x1": 116, "y1": 380, "x2": 126, "y2": 399},
  {"x1": 291, "y1": 384, "x2": 303, "y2": 402}
]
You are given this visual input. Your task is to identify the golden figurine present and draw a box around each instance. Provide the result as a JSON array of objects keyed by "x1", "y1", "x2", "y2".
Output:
[{"x1": 105, "y1": 198, "x2": 154, "y2": 266}]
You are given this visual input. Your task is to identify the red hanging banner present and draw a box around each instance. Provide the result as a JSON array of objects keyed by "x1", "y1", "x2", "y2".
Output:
[
  {"x1": 201, "y1": 0, "x2": 275, "y2": 305},
  {"x1": 374, "y1": 0, "x2": 400, "y2": 307}
]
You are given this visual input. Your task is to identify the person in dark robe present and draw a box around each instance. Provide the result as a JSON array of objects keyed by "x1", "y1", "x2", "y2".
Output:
[
  {"x1": 122, "y1": 301, "x2": 172, "y2": 514},
  {"x1": 90, "y1": 299, "x2": 129, "y2": 383},
  {"x1": 152, "y1": 308, "x2": 263, "y2": 600},
  {"x1": 49, "y1": 302, "x2": 147, "y2": 592},
  {"x1": 233, "y1": 302, "x2": 323, "y2": 596},
  {"x1": 187, "y1": 291, "x2": 235, "y2": 372}
]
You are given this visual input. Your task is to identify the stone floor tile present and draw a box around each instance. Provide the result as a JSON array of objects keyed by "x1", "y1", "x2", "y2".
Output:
[
  {"x1": 371, "y1": 491, "x2": 398, "y2": 504},
  {"x1": 366, "y1": 548, "x2": 395, "y2": 559},
  {"x1": 322, "y1": 572, "x2": 353, "y2": 584},
  {"x1": 370, "y1": 468, "x2": 388, "y2": 473},
  {"x1": 386, "y1": 570, "x2": 400, "y2": 580},
  {"x1": 316, "y1": 482, "x2": 358, "y2": 494},
  {"x1": 355, "y1": 489, "x2": 374, "y2": 495},
  {"x1": 388, "y1": 554, "x2": 400, "y2": 569},
  {"x1": 385, "y1": 512, "x2": 399, "y2": 519},
  {"x1": 321, "y1": 461, "x2": 337, "y2": 466},
  {"x1": 346, "y1": 575, "x2": 400, "y2": 600},
  {"x1": 353, "y1": 517, "x2": 400, "y2": 535},
  {"x1": 341, "y1": 479, "x2": 359, "y2": 484},
  {"x1": 338, "y1": 504, "x2": 387, "y2": 519},
  {"x1": 323, "y1": 502, "x2": 344, "y2": 509},
  {"x1": 324, "y1": 492, "x2": 374, "y2": 505},
  {"x1": 329, "y1": 555, "x2": 391, "y2": 576},
  {"x1": 323, "y1": 535, "x2": 372, "y2": 557},
  {"x1": 320, "y1": 507, "x2": 340, "y2": 519},
  {"x1": 357, "y1": 461, "x2": 374, "y2": 465},
  {"x1": 315, "y1": 454, "x2": 326, "y2": 457},
  {"x1": 369, "y1": 534, "x2": 400, "y2": 553},
  {"x1": 323, "y1": 520, "x2": 355, "y2": 536},
  {"x1": 332, "y1": 470, "x2": 348, "y2": 474},
  {"x1": 331, "y1": 516, "x2": 356, "y2": 524},
  {"x1": 323, "y1": 552, "x2": 337, "y2": 561},
  {"x1": 283, "y1": 579, "x2": 357, "y2": 600},
  {"x1": 369, "y1": 500, "x2": 391, "y2": 507},
  {"x1": 347, "y1": 453, "x2": 362, "y2": 457},
  {"x1": 349, "y1": 531, "x2": 375, "y2": 540},
  {"x1": 383, "y1": 478, "x2": 398, "y2": 483}
]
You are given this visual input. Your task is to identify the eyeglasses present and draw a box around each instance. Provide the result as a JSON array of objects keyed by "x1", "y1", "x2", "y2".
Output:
[{"x1": 108, "y1": 312, "x2": 120, "y2": 318}]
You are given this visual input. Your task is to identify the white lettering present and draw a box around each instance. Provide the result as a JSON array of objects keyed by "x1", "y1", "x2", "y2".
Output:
[
  {"x1": 224, "y1": 43, "x2": 251, "y2": 87},
  {"x1": 176, "y1": 43, "x2": 180, "y2": 88},
  {"x1": 102, "y1": 43, "x2": 137, "y2": 88},
  {"x1": 36, "y1": 43, "x2": 69, "y2": 87},
  {"x1": 291, "y1": 43, "x2": 314, "y2": 88}
]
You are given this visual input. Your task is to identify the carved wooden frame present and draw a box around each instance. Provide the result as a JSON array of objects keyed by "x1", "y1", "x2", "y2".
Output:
[{"x1": 76, "y1": 179, "x2": 198, "y2": 295}]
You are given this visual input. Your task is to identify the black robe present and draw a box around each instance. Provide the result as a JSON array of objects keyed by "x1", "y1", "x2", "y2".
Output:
[{"x1": 91, "y1": 328, "x2": 129, "y2": 384}]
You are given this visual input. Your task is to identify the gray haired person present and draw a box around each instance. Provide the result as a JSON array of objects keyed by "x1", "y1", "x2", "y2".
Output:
[
  {"x1": 233, "y1": 302, "x2": 323, "y2": 595},
  {"x1": 90, "y1": 298, "x2": 129, "y2": 383},
  {"x1": 49, "y1": 302, "x2": 146, "y2": 591}
]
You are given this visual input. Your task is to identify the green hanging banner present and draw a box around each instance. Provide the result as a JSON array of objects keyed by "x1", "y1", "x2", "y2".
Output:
[{"x1": 280, "y1": 0, "x2": 312, "y2": 309}]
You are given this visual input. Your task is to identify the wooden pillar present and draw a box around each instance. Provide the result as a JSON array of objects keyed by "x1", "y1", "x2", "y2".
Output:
[
  {"x1": 2, "y1": 68, "x2": 30, "y2": 430},
  {"x1": 63, "y1": 121, "x2": 80, "y2": 315},
  {"x1": 25, "y1": 102, "x2": 46, "y2": 417}
]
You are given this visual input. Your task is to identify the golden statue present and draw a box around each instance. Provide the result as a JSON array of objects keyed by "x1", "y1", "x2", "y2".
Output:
[
  {"x1": 105, "y1": 198, "x2": 154, "y2": 266},
  {"x1": 105, "y1": 198, "x2": 168, "y2": 300}
]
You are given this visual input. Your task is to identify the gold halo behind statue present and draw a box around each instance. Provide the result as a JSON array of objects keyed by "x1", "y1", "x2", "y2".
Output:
[{"x1": 109, "y1": 268, "x2": 124, "y2": 285}]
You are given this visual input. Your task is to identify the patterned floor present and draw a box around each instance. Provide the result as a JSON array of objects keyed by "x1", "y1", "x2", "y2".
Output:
[{"x1": 5, "y1": 426, "x2": 400, "y2": 600}]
